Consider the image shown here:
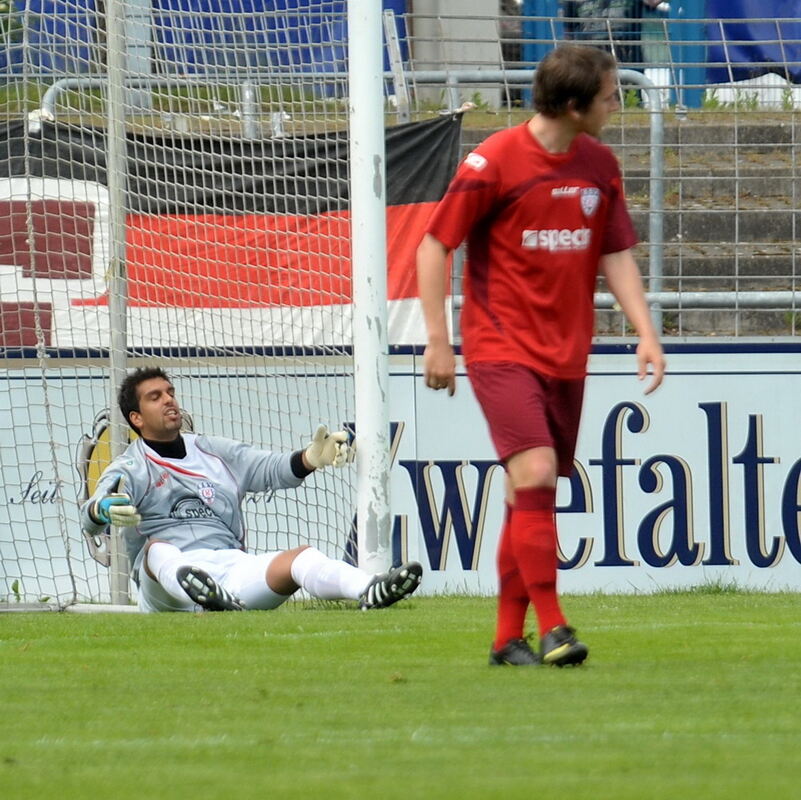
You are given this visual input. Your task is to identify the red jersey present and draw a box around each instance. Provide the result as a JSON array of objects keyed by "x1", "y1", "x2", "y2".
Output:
[{"x1": 426, "y1": 122, "x2": 636, "y2": 379}]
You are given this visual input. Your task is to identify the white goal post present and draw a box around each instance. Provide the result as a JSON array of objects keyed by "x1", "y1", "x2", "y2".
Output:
[{"x1": 0, "y1": 1, "x2": 394, "y2": 608}]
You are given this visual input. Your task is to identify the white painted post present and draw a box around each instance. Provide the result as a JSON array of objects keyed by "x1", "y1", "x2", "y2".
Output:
[
  {"x1": 348, "y1": 1, "x2": 392, "y2": 575},
  {"x1": 104, "y1": 0, "x2": 132, "y2": 604}
]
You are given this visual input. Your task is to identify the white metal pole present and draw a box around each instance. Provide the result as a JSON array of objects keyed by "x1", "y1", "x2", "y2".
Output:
[
  {"x1": 348, "y1": 1, "x2": 391, "y2": 575},
  {"x1": 104, "y1": 0, "x2": 131, "y2": 604}
]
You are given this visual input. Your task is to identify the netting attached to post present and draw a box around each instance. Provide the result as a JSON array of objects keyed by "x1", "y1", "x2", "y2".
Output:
[{"x1": 0, "y1": 2, "x2": 359, "y2": 607}]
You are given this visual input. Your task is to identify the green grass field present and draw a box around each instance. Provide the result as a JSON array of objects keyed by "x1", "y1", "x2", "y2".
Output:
[{"x1": 2, "y1": 592, "x2": 800, "y2": 799}]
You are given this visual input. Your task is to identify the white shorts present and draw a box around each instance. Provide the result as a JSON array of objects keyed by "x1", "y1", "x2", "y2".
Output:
[{"x1": 137, "y1": 547, "x2": 291, "y2": 613}]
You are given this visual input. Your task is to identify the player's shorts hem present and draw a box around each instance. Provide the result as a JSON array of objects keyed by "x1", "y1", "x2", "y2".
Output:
[{"x1": 466, "y1": 361, "x2": 585, "y2": 478}]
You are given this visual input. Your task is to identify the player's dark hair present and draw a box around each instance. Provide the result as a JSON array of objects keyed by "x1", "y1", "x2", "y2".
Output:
[
  {"x1": 533, "y1": 44, "x2": 617, "y2": 117},
  {"x1": 118, "y1": 366, "x2": 172, "y2": 433}
]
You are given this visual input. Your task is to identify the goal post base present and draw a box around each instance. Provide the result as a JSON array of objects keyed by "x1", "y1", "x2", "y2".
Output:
[
  {"x1": 0, "y1": 602, "x2": 140, "y2": 613},
  {"x1": 66, "y1": 603, "x2": 141, "y2": 614}
]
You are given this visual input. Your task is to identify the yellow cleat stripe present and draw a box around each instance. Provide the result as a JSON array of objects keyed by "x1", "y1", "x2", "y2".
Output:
[{"x1": 543, "y1": 643, "x2": 571, "y2": 663}]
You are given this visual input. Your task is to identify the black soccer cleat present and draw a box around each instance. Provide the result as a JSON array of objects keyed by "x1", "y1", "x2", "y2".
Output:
[
  {"x1": 176, "y1": 565, "x2": 245, "y2": 611},
  {"x1": 489, "y1": 637, "x2": 542, "y2": 666},
  {"x1": 540, "y1": 625, "x2": 588, "y2": 667},
  {"x1": 359, "y1": 561, "x2": 423, "y2": 610}
]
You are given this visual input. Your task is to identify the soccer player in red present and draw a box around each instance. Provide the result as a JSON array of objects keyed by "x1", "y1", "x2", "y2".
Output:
[{"x1": 417, "y1": 44, "x2": 665, "y2": 666}]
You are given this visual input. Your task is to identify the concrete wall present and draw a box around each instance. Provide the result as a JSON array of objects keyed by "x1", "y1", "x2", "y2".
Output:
[{"x1": 408, "y1": 0, "x2": 503, "y2": 107}]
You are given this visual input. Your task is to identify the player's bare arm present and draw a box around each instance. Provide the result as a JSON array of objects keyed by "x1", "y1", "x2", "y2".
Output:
[
  {"x1": 600, "y1": 249, "x2": 666, "y2": 394},
  {"x1": 417, "y1": 233, "x2": 457, "y2": 395}
]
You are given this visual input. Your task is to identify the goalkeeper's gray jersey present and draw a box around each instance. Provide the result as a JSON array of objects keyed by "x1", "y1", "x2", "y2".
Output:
[{"x1": 80, "y1": 434, "x2": 303, "y2": 580}]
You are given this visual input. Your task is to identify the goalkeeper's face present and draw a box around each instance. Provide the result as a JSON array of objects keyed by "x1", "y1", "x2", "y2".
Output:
[{"x1": 129, "y1": 377, "x2": 183, "y2": 442}]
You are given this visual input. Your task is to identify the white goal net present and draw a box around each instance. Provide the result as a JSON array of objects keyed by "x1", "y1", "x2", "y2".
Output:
[{"x1": 0, "y1": 2, "x2": 363, "y2": 608}]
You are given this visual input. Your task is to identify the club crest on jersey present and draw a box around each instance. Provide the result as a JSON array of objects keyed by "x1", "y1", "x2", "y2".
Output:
[
  {"x1": 581, "y1": 187, "x2": 601, "y2": 217},
  {"x1": 197, "y1": 481, "x2": 216, "y2": 505}
]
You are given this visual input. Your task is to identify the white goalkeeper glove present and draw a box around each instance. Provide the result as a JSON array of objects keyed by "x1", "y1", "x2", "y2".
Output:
[
  {"x1": 92, "y1": 493, "x2": 142, "y2": 527},
  {"x1": 304, "y1": 425, "x2": 350, "y2": 469}
]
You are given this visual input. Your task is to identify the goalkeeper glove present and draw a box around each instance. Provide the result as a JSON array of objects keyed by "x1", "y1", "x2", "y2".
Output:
[
  {"x1": 304, "y1": 425, "x2": 349, "y2": 469},
  {"x1": 92, "y1": 493, "x2": 142, "y2": 527}
]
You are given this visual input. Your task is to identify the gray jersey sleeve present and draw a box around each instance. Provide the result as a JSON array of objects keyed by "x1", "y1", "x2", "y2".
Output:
[{"x1": 192, "y1": 434, "x2": 304, "y2": 495}]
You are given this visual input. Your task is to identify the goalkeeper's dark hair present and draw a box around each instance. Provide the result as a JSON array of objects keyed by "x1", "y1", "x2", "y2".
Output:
[
  {"x1": 533, "y1": 44, "x2": 616, "y2": 117},
  {"x1": 118, "y1": 366, "x2": 173, "y2": 433}
]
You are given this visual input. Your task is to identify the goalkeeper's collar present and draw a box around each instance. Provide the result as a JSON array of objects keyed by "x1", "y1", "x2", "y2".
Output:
[{"x1": 143, "y1": 434, "x2": 187, "y2": 459}]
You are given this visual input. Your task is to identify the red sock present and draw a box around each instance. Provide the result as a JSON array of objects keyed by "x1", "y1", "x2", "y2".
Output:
[
  {"x1": 510, "y1": 487, "x2": 566, "y2": 636},
  {"x1": 493, "y1": 504, "x2": 530, "y2": 651}
]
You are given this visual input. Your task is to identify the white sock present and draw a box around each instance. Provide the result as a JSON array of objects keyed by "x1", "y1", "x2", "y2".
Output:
[
  {"x1": 289, "y1": 547, "x2": 371, "y2": 600},
  {"x1": 146, "y1": 541, "x2": 192, "y2": 602}
]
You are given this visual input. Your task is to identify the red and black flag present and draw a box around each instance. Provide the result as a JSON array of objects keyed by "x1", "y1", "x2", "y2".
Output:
[{"x1": 0, "y1": 115, "x2": 462, "y2": 350}]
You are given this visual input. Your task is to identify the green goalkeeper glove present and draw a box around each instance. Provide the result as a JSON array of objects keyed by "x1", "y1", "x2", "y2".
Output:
[
  {"x1": 304, "y1": 425, "x2": 349, "y2": 469},
  {"x1": 92, "y1": 493, "x2": 142, "y2": 527}
]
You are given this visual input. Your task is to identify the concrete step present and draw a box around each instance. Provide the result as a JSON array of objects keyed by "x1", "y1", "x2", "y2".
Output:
[
  {"x1": 629, "y1": 207, "x2": 799, "y2": 243},
  {"x1": 596, "y1": 307, "x2": 800, "y2": 336},
  {"x1": 601, "y1": 118, "x2": 801, "y2": 149},
  {"x1": 623, "y1": 171, "x2": 796, "y2": 199},
  {"x1": 463, "y1": 118, "x2": 801, "y2": 152},
  {"x1": 634, "y1": 254, "x2": 799, "y2": 291},
  {"x1": 616, "y1": 146, "x2": 797, "y2": 165}
]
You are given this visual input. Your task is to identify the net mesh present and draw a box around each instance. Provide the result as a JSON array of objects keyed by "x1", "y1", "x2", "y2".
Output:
[{"x1": 0, "y1": 1, "x2": 357, "y2": 607}]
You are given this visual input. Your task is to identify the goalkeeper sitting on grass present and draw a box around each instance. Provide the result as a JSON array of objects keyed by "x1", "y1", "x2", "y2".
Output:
[{"x1": 80, "y1": 366, "x2": 422, "y2": 613}]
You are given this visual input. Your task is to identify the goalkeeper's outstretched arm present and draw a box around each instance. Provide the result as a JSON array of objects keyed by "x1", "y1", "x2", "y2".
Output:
[{"x1": 207, "y1": 425, "x2": 351, "y2": 496}]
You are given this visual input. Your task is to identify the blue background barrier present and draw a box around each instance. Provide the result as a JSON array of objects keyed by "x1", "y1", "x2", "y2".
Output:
[
  {"x1": 706, "y1": 0, "x2": 801, "y2": 84},
  {"x1": 2, "y1": 2, "x2": 799, "y2": 92},
  {"x1": 1, "y1": 0, "x2": 407, "y2": 76},
  {"x1": 153, "y1": 0, "x2": 346, "y2": 74},
  {"x1": 3, "y1": 0, "x2": 99, "y2": 74}
]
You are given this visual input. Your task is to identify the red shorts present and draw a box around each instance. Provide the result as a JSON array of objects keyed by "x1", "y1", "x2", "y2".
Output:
[{"x1": 466, "y1": 361, "x2": 585, "y2": 477}]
